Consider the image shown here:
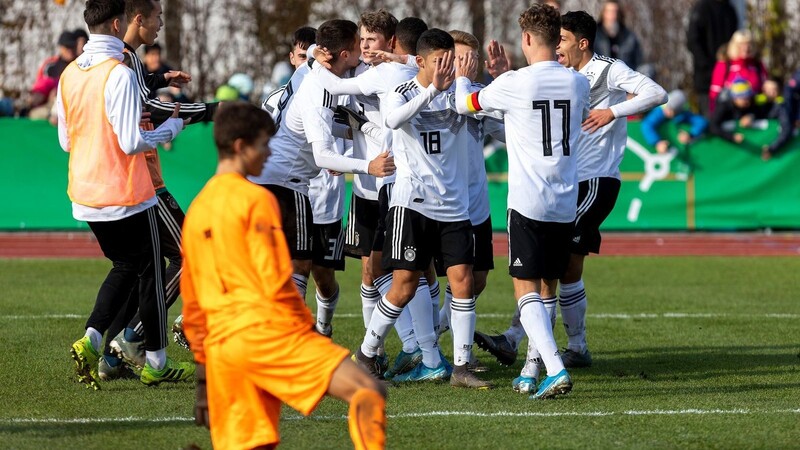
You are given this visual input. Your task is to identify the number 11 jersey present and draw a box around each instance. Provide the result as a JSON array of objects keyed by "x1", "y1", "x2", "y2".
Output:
[{"x1": 459, "y1": 61, "x2": 589, "y2": 223}]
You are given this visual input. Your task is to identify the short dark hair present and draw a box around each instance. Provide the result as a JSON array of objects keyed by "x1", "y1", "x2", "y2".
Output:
[
  {"x1": 561, "y1": 10, "x2": 596, "y2": 51},
  {"x1": 518, "y1": 3, "x2": 561, "y2": 48},
  {"x1": 213, "y1": 102, "x2": 276, "y2": 158},
  {"x1": 144, "y1": 43, "x2": 162, "y2": 54},
  {"x1": 395, "y1": 17, "x2": 428, "y2": 54},
  {"x1": 293, "y1": 26, "x2": 316, "y2": 50},
  {"x1": 359, "y1": 9, "x2": 398, "y2": 41},
  {"x1": 125, "y1": 0, "x2": 159, "y2": 24},
  {"x1": 315, "y1": 20, "x2": 358, "y2": 64},
  {"x1": 73, "y1": 28, "x2": 89, "y2": 41},
  {"x1": 416, "y1": 28, "x2": 455, "y2": 57},
  {"x1": 84, "y1": 0, "x2": 126, "y2": 29}
]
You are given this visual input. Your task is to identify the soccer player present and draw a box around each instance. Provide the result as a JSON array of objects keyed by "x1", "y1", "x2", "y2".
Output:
[
  {"x1": 311, "y1": 15, "x2": 431, "y2": 378},
  {"x1": 474, "y1": 10, "x2": 668, "y2": 372},
  {"x1": 355, "y1": 29, "x2": 491, "y2": 388},
  {"x1": 521, "y1": 11, "x2": 669, "y2": 366},
  {"x1": 248, "y1": 19, "x2": 395, "y2": 307},
  {"x1": 262, "y1": 26, "x2": 316, "y2": 116},
  {"x1": 181, "y1": 102, "x2": 386, "y2": 450},
  {"x1": 102, "y1": 0, "x2": 220, "y2": 379},
  {"x1": 59, "y1": 0, "x2": 193, "y2": 389},
  {"x1": 436, "y1": 30, "x2": 504, "y2": 354},
  {"x1": 454, "y1": 3, "x2": 590, "y2": 399}
]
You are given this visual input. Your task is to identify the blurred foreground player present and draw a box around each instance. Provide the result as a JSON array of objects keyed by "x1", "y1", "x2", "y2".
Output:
[{"x1": 181, "y1": 102, "x2": 386, "y2": 450}]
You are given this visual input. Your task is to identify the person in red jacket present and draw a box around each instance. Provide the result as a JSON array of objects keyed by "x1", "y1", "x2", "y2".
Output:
[{"x1": 709, "y1": 29, "x2": 767, "y2": 113}]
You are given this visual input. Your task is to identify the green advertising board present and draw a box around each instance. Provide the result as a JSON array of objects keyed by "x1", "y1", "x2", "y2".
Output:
[{"x1": 1, "y1": 117, "x2": 798, "y2": 231}]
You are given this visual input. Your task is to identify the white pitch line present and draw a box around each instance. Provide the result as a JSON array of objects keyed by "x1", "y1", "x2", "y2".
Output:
[
  {"x1": 2, "y1": 313, "x2": 799, "y2": 321},
  {"x1": 4, "y1": 409, "x2": 799, "y2": 425}
]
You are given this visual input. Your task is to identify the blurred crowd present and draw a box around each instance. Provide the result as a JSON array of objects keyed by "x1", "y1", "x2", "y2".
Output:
[{"x1": 1, "y1": 0, "x2": 798, "y2": 161}]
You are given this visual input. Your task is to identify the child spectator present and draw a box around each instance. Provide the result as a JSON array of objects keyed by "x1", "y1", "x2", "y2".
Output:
[
  {"x1": 709, "y1": 78, "x2": 770, "y2": 144},
  {"x1": 641, "y1": 89, "x2": 708, "y2": 154}
]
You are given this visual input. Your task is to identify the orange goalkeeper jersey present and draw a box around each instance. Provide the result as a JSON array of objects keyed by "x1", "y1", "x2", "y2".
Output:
[{"x1": 181, "y1": 172, "x2": 313, "y2": 364}]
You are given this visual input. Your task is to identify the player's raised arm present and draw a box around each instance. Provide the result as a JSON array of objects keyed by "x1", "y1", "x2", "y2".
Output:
[{"x1": 384, "y1": 51, "x2": 453, "y2": 130}]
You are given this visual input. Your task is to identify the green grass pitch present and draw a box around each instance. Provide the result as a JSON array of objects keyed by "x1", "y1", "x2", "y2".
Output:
[{"x1": 0, "y1": 257, "x2": 798, "y2": 449}]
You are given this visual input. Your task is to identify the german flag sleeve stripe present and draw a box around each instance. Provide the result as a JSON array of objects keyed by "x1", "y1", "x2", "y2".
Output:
[{"x1": 466, "y1": 91, "x2": 482, "y2": 113}]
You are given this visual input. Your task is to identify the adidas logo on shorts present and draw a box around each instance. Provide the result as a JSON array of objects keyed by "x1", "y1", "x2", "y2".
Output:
[{"x1": 513, "y1": 258, "x2": 523, "y2": 267}]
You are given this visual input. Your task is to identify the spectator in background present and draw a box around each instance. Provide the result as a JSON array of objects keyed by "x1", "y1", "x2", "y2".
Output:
[
  {"x1": 762, "y1": 72, "x2": 799, "y2": 161},
  {"x1": 709, "y1": 30, "x2": 767, "y2": 113},
  {"x1": 687, "y1": 0, "x2": 738, "y2": 116},
  {"x1": 594, "y1": 0, "x2": 642, "y2": 71},
  {"x1": 143, "y1": 43, "x2": 173, "y2": 75},
  {"x1": 641, "y1": 89, "x2": 708, "y2": 154},
  {"x1": 227, "y1": 73, "x2": 254, "y2": 101},
  {"x1": 29, "y1": 30, "x2": 78, "y2": 112},
  {"x1": 709, "y1": 78, "x2": 770, "y2": 145},
  {"x1": 73, "y1": 29, "x2": 89, "y2": 56}
]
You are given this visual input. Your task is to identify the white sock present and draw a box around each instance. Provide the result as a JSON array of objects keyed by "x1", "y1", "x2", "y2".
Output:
[
  {"x1": 518, "y1": 293, "x2": 564, "y2": 376},
  {"x1": 450, "y1": 296, "x2": 476, "y2": 367},
  {"x1": 503, "y1": 306, "x2": 526, "y2": 351},
  {"x1": 372, "y1": 274, "x2": 394, "y2": 356},
  {"x1": 361, "y1": 296, "x2": 402, "y2": 357},
  {"x1": 559, "y1": 280, "x2": 588, "y2": 353},
  {"x1": 542, "y1": 296, "x2": 558, "y2": 329},
  {"x1": 409, "y1": 278, "x2": 441, "y2": 368},
  {"x1": 145, "y1": 349, "x2": 167, "y2": 370},
  {"x1": 429, "y1": 280, "x2": 440, "y2": 335},
  {"x1": 520, "y1": 341, "x2": 543, "y2": 380},
  {"x1": 360, "y1": 283, "x2": 380, "y2": 329},
  {"x1": 438, "y1": 283, "x2": 452, "y2": 336},
  {"x1": 85, "y1": 327, "x2": 102, "y2": 351},
  {"x1": 315, "y1": 287, "x2": 339, "y2": 332},
  {"x1": 395, "y1": 307, "x2": 417, "y2": 353},
  {"x1": 292, "y1": 274, "x2": 308, "y2": 300}
]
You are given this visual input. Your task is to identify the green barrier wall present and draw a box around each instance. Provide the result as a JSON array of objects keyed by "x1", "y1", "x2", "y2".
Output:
[{"x1": 1, "y1": 118, "x2": 798, "y2": 231}]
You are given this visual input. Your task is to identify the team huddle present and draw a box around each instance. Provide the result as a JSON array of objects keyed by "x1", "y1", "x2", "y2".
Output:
[{"x1": 61, "y1": 1, "x2": 666, "y2": 449}]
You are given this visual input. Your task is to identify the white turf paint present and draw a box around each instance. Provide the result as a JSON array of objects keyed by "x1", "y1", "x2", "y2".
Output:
[
  {"x1": 3, "y1": 312, "x2": 799, "y2": 321},
  {"x1": 4, "y1": 409, "x2": 800, "y2": 425}
]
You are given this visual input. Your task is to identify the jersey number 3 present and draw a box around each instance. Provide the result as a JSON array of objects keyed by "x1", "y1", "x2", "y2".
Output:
[{"x1": 531, "y1": 100, "x2": 571, "y2": 157}]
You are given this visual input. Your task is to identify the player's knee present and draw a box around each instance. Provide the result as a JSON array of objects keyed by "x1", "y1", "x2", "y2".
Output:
[
  {"x1": 293, "y1": 259, "x2": 312, "y2": 277},
  {"x1": 362, "y1": 376, "x2": 387, "y2": 398}
]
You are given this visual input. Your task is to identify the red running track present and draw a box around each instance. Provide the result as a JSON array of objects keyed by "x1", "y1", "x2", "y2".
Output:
[{"x1": 2, "y1": 232, "x2": 800, "y2": 258}]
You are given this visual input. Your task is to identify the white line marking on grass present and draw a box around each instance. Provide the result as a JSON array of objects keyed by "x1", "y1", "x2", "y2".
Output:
[
  {"x1": 5, "y1": 409, "x2": 799, "y2": 425},
  {"x1": 2, "y1": 312, "x2": 798, "y2": 321},
  {"x1": 0, "y1": 314, "x2": 83, "y2": 320}
]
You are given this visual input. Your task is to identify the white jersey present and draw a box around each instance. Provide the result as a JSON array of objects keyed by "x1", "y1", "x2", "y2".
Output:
[
  {"x1": 250, "y1": 69, "x2": 365, "y2": 195},
  {"x1": 579, "y1": 54, "x2": 667, "y2": 181},
  {"x1": 308, "y1": 95, "x2": 352, "y2": 224},
  {"x1": 313, "y1": 59, "x2": 418, "y2": 194},
  {"x1": 463, "y1": 82, "x2": 505, "y2": 225},
  {"x1": 385, "y1": 78, "x2": 476, "y2": 222},
  {"x1": 262, "y1": 78, "x2": 347, "y2": 224},
  {"x1": 456, "y1": 61, "x2": 590, "y2": 223}
]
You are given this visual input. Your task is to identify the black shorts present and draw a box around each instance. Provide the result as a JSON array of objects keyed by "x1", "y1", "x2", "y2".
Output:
[
  {"x1": 312, "y1": 219, "x2": 345, "y2": 270},
  {"x1": 507, "y1": 209, "x2": 573, "y2": 280},
  {"x1": 344, "y1": 193, "x2": 379, "y2": 259},
  {"x1": 382, "y1": 206, "x2": 474, "y2": 272},
  {"x1": 435, "y1": 216, "x2": 494, "y2": 276},
  {"x1": 261, "y1": 184, "x2": 313, "y2": 260},
  {"x1": 372, "y1": 183, "x2": 393, "y2": 252},
  {"x1": 571, "y1": 177, "x2": 621, "y2": 255}
]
